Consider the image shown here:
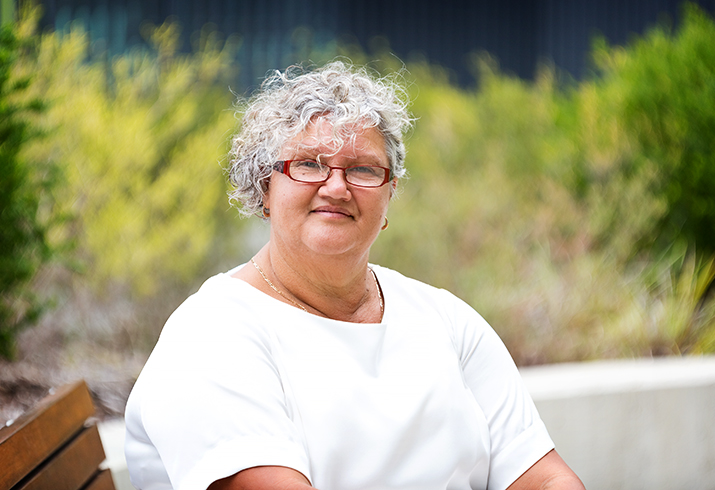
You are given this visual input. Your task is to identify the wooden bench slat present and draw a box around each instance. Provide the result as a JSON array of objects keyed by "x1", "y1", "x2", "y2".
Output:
[
  {"x1": 14, "y1": 424, "x2": 106, "y2": 490},
  {"x1": 83, "y1": 470, "x2": 116, "y2": 490},
  {"x1": 0, "y1": 381, "x2": 96, "y2": 490}
]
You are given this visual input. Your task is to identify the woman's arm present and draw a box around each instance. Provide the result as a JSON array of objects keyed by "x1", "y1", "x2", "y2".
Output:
[
  {"x1": 208, "y1": 466, "x2": 313, "y2": 490},
  {"x1": 208, "y1": 453, "x2": 582, "y2": 490},
  {"x1": 507, "y1": 450, "x2": 585, "y2": 490}
]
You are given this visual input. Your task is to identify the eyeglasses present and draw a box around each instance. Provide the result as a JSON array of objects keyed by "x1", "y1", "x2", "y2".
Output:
[{"x1": 273, "y1": 160, "x2": 391, "y2": 188}]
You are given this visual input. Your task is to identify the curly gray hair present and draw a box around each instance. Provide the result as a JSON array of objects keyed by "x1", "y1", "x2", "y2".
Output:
[{"x1": 227, "y1": 60, "x2": 413, "y2": 217}]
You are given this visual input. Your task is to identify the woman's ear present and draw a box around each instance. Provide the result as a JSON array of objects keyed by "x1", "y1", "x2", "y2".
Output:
[
  {"x1": 259, "y1": 177, "x2": 271, "y2": 218},
  {"x1": 261, "y1": 193, "x2": 271, "y2": 217},
  {"x1": 261, "y1": 177, "x2": 271, "y2": 208}
]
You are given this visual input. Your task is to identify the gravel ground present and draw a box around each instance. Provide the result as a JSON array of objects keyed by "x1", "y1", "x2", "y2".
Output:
[
  {"x1": 0, "y1": 267, "x2": 192, "y2": 426},
  {"x1": 0, "y1": 291, "x2": 155, "y2": 426},
  {"x1": 0, "y1": 359, "x2": 142, "y2": 426}
]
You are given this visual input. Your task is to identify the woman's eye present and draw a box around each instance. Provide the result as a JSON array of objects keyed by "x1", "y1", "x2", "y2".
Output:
[
  {"x1": 294, "y1": 160, "x2": 321, "y2": 169},
  {"x1": 350, "y1": 166, "x2": 379, "y2": 176}
]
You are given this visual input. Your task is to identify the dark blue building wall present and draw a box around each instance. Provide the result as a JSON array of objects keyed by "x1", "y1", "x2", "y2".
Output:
[{"x1": 36, "y1": 0, "x2": 715, "y2": 88}]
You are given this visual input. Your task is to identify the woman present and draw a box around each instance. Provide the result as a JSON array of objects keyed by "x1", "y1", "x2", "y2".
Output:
[{"x1": 124, "y1": 61, "x2": 584, "y2": 490}]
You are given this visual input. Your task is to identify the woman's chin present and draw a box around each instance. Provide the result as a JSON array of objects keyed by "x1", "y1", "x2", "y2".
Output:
[{"x1": 301, "y1": 226, "x2": 369, "y2": 257}]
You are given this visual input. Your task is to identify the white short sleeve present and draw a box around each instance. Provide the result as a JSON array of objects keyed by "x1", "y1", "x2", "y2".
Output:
[
  {"x1": 444, "y1": 290, "x2": 554, "y2": 490},
  {"x1": 124, "y1": 276, "x2": 311, "y2": 490}
]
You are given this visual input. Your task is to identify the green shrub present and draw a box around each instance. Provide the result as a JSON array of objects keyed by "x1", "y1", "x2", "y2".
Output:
[
  {"x1": 5, "y1": 6, "x2": 715, "y2": 365},
  {"x1": 0, "y1": 23, "x2": 54, "y2": 359},
  {"x1": 15, "y1": 8, "x2": 239, "y2": 296},
  {"x1": 590, "y1": 3, "x2": 715, "y2": 255},
  {"x1": 369, "y1": 14, "x2": 715, "y2": 362}
]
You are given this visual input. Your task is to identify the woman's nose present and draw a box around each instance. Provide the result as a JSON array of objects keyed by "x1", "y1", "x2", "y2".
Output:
[{"x1": 319, "y1": 168, "x2": 351, "y2": 198}]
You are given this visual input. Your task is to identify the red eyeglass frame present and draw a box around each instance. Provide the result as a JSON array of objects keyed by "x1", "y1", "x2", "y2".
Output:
[{"x1": 272, "y1": 160, "x2": 392, "y2": 188}]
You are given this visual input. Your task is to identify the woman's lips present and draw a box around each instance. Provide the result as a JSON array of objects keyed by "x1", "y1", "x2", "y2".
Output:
[{"x1": 312, "y1": 206, "x2": 353, "y2": 218}]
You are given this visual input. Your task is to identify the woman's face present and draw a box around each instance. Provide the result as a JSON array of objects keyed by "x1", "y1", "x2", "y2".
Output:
[{"x1": 263, "y1": 119, "x2": 394, "y2": 260}]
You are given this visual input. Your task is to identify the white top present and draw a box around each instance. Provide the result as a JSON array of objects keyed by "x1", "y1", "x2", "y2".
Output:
[{"x1": 124, "y1": 265, "x2": 553, "y2": 490}]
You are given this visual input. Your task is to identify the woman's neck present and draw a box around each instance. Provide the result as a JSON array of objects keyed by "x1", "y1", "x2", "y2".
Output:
[{"x1": 245, "y1": 242, "x2": 382, "y2": 323}]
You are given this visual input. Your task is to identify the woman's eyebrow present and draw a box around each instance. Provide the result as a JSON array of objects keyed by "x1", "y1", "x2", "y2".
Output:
[
  {"x1": 292, "y1": 147, "x2": 386, "y2": 164},
  {"x1": 284, "y1": 151, "x2": 318, "y2": 161}
]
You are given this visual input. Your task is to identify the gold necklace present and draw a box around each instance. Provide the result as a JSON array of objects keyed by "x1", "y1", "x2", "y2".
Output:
[
  {"x1": 370, "y1": 268, "x2": 384, "y2": 314},
  {"x1": 251, "y1": 258, "x2": 307, "y2": 312},
  {"x1": 250, "y1": 258, "x2": 384, "y2": 316}
]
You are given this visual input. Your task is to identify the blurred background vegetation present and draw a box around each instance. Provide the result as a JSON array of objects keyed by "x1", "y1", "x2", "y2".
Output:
[{"x1": 1, "y1": 1, "x2": 715, "y2": 416}]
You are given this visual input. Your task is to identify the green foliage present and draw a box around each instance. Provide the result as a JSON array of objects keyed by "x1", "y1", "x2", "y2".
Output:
[
  {"x1": 648, "y1": 252, "x2": 715, "y2": 354},
  {"x1": 590, "y1": 3, "x2": 715, "y2": 254},
  {"x1": 0, "y1": 23, "x2": 53, "y2": 359},
  {"x1": 15, "y1": 7, "x2": 239, "y2": 296},
  {"x1": 5, "y1": 5, "x2": 715, "y2": 365},
  {"x1": 370, "y1": 7, "x2": 715, "y2": 363}
]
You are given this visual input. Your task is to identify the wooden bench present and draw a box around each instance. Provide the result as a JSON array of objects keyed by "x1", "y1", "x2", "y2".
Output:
[{"x1": 0, "y1": 380, "x2": 116, "y2": 490}]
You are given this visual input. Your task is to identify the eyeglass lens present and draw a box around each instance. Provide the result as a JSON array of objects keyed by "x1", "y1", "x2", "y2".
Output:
[{"x1": 289, "y1": 160, "x2": 387, "y2": 187}]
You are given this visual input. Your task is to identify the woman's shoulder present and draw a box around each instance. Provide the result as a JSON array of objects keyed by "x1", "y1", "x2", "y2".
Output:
[
  {"x1": 169, "y1": 272, "x2": 246, "y2": 317},
  {"x1": 372, "y1": 264, "x2": 474, "y2": 310},
  {"x1": 373, "y1": 264, "x2": 494, "y2": 347},
  {"x1": 138, "y1": 269, "x2": 283, "y2": 378},
  {"x1": 157, "y1": 267, "x2": 276, "y2": 341},
  {"x1": 371, "y1": 264, "x2": 441, "y2": 292}
]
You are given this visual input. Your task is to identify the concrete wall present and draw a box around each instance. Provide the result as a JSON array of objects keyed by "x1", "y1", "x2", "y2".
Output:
[
  {"x1": 98, "y1": 418, "x2": 133, "y2": 490},
  {"x1": 521, "y1": 356, "x2": 715, "y2": 490},
  {"x1": 100, "y1": 356, "x2": 715, "y2": 490}
]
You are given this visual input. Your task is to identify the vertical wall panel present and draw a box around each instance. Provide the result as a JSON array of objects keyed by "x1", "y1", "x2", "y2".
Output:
[{"x1": 35, "y1": 0, "x2": 715, "y2": 88}]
